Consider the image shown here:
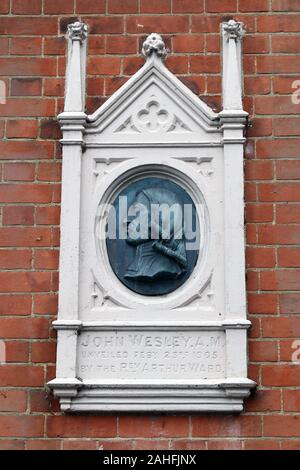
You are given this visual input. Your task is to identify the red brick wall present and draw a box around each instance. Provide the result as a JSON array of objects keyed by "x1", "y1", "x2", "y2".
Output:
[{"x1": 0, "y1": 0, "x2": 300, "y2": 451}]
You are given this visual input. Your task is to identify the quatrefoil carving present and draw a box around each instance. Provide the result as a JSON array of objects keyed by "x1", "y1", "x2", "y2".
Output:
[
  {"x1": 114, "y1": 98, "x2": 192, "y2": 135},
  {"x1": 137, "y1": 101, "x2": 169, "y2": 132}
]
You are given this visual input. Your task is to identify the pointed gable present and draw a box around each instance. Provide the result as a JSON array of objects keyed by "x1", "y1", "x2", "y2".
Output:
[{"x1": 85, "y1": 48, "x2": 222, "y2": 146}]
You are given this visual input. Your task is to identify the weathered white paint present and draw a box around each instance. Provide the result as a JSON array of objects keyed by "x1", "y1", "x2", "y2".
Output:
[{"x1": 48, "y1": 23, "x2": 256, "y2": 412}]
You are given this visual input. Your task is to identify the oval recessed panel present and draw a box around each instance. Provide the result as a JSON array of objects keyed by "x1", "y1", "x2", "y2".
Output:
[{"x1": 106, "y1": 177, "x2": 200, "y2": 296}]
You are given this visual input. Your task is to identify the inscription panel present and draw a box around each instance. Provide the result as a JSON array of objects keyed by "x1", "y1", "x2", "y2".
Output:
[{"x1": 78, "y1": 330, "x2": 226, "y2": 381}]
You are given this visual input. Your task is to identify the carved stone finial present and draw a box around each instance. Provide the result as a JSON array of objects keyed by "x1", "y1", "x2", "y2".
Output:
[
  {"x1": 223, "y1": 19, "x2": 245, "y2": 41},
  {"x1": 68, "y1": 21, "x2": 88, "y2": 42},
  {"x1": 141, "y1": 33, "x2": 168, "y2": 60}
]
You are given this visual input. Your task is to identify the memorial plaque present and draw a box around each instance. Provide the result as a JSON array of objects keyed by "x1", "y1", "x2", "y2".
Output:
[
  {"x1": 49, "y1": 26, "x2": 256, "y2": 412},
  {"x1": 78, "y1": 331, "x2": 225, "y2": 380}
]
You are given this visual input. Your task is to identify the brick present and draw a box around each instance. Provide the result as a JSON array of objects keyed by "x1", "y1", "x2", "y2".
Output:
[
  {"x1": 281, "y1": 441, "x2": 300, "y2": 450},
  {"x1": 273, "y1": 76, "x2": 298, "y2": 94},
  {"x1": 0, "y1": 295, "x2": 31, "y2": 316},
  {"x1": 205, "y1": 0, "x2": 236, "y2": 12},
  {"x1": 133, "y1": 440, "x2": 170, "y2": 450},
  {"x1": 47, "y1": 416, "x2": 117, "y2": 438},
  {"x1": 32, "y1": 341, "x2": 56, "y2": 363},
  {"x1": 247, "y1": 271, "x2": 259, "y2": 291},
  {"x1": 11, "y1": 37, "x2": 42, "y2": 56},
  {"x1": 36, "y1": 207, "x2": 60, "y2": 226},
  {"x1": 0, "y1": 58, "x2": 56, "y2": 77},
  {"x1": 247, "y1": 293, "x2": 277, "y2": 314},
  {"x1": 44, "y1": 37, "x2": 66, "y2": 56},
  {"x1": 105, "y1": 77, "x2": 128, "y2": 96},
  {"x1": 249, "y1": 340, "x2": 277, "y2": 362},
  {"x1": 0, "y1": 0, "x2": 9, "y2": 14},
  {"x1": 263, "y1": 365, "x2": 300, "y2": 387},
  {"x1": 192, "y1": 16, "x2": 223, "y2": 33},
  {"x1": 171, "y1": 440, "x2": 206, "y2": 450},
  {"x1": 181, "y1": 76, "x2": 206, "y2": 95},
  {"x1": 5, "y1": 341, "x2": 30, "y2": 362},
  {"x1": 126, "y1": 16, "x2": 189, "y2": 34},
  {"x1": 245, "y1": 204, "x2": 273, "y2": 223},
  {"x1": 173, "y1": 0, "x2": 204, "y2": 13},
  {"x1": 274, "y1": 118, "x2": 300, "y2": 137},
  {"x1": 206, "y1": 34, "x2": 220, "y2": 53},
  {"x1": 272, "y1": 0, "x2": 300, "y2": 11},
  {"x1": 0, "y1": 228, "x2": 52, "y2": 247},
  {"x1": 106, "y1": 36, "x2": 137, "y2": 55},
  {"x1": 87, "y1": 17, "x2": 123, "y2": 35},
  {"x1": 165, "y1": 56, "x2": 188, "y2": 74},
  {"x1": 192, "y1": 416, "x2": 261, "y2": 437},
  {"x1": 0, "y1": 38, "x2": 8, "y2": 55},
  {"x1": 173, "y1": 35, "x2": 204, "y2": 53},
  {"x1": 259, "y1": 183, "x2": 300, "y2": 202},
  {"x1": 239, "y1": 0, "x2": 269, "y2": 11},
  {"x1": 119, "y1": 416, "x2": 189, "y2": 438},
  {"x1": 257, "y1": 137, "x2": 300, "y2": 158},
  {"x1": 123, "y1": 57, "x2": 144, "y2": 75},
  {"x1": 44, "y1": 78, "x2": 64, "y2": 97},
  {"x1": 26, "y1": 440, "x2": 61, "y2": 451},
  {"x1": 30, "y1": 390, "x2": 59, "y2": 413},
  {"x1": 207, "y1": 441, "x2": 242, "y2": 450},
  {"x1": 244, "y1": 35, "x2": 270, "y2": 54},
  {"x1": 272, "y1": 35, "x2": 300, "y2": 53},
  {"x1": 0, "y1": 318, "x2": 49, "y2": 340},
  {"x1": 258, "y1": 224, "x2": 300, "y2": 244},
  {"x1": 37, "y1": 163, "x2": 61, "y2": 183},
  {"x1": 11, "y1": 78, "x2": 42, "y2": 97},
  {"x1": 0, "y1": 100, "x2": 55, "y2": 118},
  {"x1": 3, "y1": 163, "x2": 35, "y2": 181},
  {"x1": 280, "y1": 338, "x2": 300, "y2": 363},
  {"x1": 278, "y1": 248, "x2": 300, "y2": 267},
  {"x1": 245, "y1": 160, "x2": 273, "y2": 180},
  {"x1": 12, "y1": 0, "x2": 42, "y2": 14},
  {"x1": 63, "y1": 440, "x2": 98, "y2": 450},
  {"x1": 140, "y1": 0, "x2": 171, "y2": 13},
  {"x1": 108, "y1": 0, "x2": 138, "y2": 13},
  {"x1": 283, "y1": 390, "x2": 300, "y2": 412},
  {"x1": 258, "y1": 55, "x2": 300, "y2": 73},
  {"x1": 244, "y1": 440, "x2": 281, "y2": 450},
  {"x1": 87, "y1": 57, "x2": 121, "y2": 76},
  {"x1": 0, "y1": 185, "x2": 52, "y2": 204},
  {"x1": 264, "y1": 416, "x2": 300, "y2": 437},
  {"x1": 262, "y1": 317, "x2": 300, "y2": 338},
  {"x1": 76, "y1": 0, "x2": 106, "y2": 13},
  {"x1": 0, "y1": 272, "x2": 51, "y2": 293},
  {"x1": 279, "y1": 293, "x2": 300, "y2": 314},
  {"x1": 245, "y1": 77, "x2": 271, "y2": 95},
  {"x1": 0, "y1": 365, "x2": 44, "y2": 386},
  {"x1": 256, "y1": 96, "x2": 300, "y2": 115},
  {"x1": 0, "y1": 249, "x2": 32, "y2": 269},
  {"x1": 0, "y1": 18, "x2": 57, "y2": 36},
  {"x1": 0, "y1": 440, "x2": 25, "y2": 450},
  {"x1": 40, "y1": 119, "x2": 61, "y2": 140},
  {"x1": 261, "y1": 271, "x2": 300, "y2": 291},
  {"x1": 190, "y1": 56, "x2": 220, "y2": 74},
  {"x1": 257, "y1": 15, "x2": 300, "y2": 32},
  {"x1": 0, "y1": 416, "x2": 44, "y2": 438},
  {"x1": 44, "y1": 0, "x2": 74, "y2": 14},
  {"x1": 87, "y1": 77, "x2": 105, "y2": 96},
  {"x1": 246, "y1": 390, "x2": 281, "y2": 412},
  {"x1": 6, "y1": 120, "x2": 38, "y2": 139},
  {"x1": 0, "y1": 390, "x2": 27, "y2": 412},
  {"x1": 246, "y1": 247, "x2": 275, "y2": 268},
  {"x1": 34, "y1": 294, "x2": 58, "y2": 315},
  {"x1": 35, "y1": 250, "x2": 59, "y2": 269},
  {"x1": 88, "y1": 37, "x2": 105, "y2": 55},
  {"x1": 276, "y1": 205, "x2": 300, "y2": 224}
]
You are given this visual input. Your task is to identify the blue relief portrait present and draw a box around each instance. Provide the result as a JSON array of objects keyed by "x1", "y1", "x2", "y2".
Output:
[{"x1": 106, "y1": 177, "x2": 199, "y2": 296}]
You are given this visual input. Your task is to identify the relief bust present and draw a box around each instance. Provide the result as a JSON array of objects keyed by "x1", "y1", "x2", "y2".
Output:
[{"x1": 106, "y1": 177, "x2": 199, "y2": 296}]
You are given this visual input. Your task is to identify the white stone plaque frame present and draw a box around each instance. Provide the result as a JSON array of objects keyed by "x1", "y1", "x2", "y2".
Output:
[{"x1": 48, "y1": 25, "x2": 256, "y2": 412}]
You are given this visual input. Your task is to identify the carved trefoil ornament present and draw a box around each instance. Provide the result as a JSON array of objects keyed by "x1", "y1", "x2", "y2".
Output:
[{"x1": 48, "y1": 25, "x2": 255, "y2": 412}]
